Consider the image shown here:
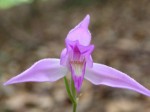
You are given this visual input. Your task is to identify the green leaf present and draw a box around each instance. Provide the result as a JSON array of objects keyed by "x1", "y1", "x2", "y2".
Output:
[{"x1": 0, "y1": 0, "x2": 33, "y2": 9}]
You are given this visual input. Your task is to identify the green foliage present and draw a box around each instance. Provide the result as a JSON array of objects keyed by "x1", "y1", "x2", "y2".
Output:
[{"x1": 0, "y1": 0, "x2": 33, "y2": 9}]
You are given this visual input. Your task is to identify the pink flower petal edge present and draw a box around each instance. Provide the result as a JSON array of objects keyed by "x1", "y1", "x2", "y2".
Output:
[
  {"x1": 85, "y1": 63, "x2": 150, "y2": 97},
  {"x1": 66, "y1": 14, "x2": 91, "y2": 46},
  {"x1": 4, "y1": 58, "x2": 67, "y2": 85}
]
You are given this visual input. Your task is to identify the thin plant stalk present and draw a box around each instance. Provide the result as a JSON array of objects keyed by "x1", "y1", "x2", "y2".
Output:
[{"x1": 64, "y1": 76, "x2": 77, "y2": 112}]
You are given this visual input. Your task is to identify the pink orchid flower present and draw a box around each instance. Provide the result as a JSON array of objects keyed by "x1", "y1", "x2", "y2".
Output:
[{"x1": 4, "y1": 15, "x2": 150, "y2": 96}]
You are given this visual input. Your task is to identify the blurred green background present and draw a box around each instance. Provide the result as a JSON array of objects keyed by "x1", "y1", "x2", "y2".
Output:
[{"x1": 0, "y1": 0, "x2": 150, "y2": 112}]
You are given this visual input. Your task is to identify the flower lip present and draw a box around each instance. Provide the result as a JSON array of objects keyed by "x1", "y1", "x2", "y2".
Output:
[
  {"x1": 69, "y1": 56, "x2": 86, "y2": 92},
  {"x1": 68, "y1": 41, "x2": 86, "y2": 76},
  {"x1": 65, "y1": 40, "x2": 93, "y2": 92},
  {"x1": 69, "y1": 59, "x2": 86, "y2": 77}
]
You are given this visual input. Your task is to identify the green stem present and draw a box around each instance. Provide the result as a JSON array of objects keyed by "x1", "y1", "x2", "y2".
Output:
[
  {"x1": 64, "y1": 76, "x2": 76, "y2": 104},
  {"x1": 64, "y1": 76, "x2": 77, "y2": 112},
  {"x1": 73, "y1": 102, "x2": 77, "y2": 112},
  {"x1": 71, "y1": 78, "x2": 77, "y2": 112}
]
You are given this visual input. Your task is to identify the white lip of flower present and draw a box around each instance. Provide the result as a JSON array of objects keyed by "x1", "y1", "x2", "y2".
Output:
[{"x1": 69, "y1": 59, "x2": 85, "y2": 77}]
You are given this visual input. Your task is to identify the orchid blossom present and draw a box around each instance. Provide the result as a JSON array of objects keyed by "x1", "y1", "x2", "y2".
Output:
[{"x1": 4, "y1": 15, "x2": 150, "y2": 112}]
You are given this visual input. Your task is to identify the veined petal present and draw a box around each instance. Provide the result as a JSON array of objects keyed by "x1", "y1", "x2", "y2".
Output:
[
  {"x1": 64, "y1": 40, "x2": 94, "y2": 68},
  {"x1": 4, "y1": 58, "x2": 67, "y2": 85},
  {"x1": 60, "y1": 14, "x2": 94, "y2": 92},
  {"x1": 70, "y1": 57, "x2": 86, "y2": 92},
  {"x1": 66, "y1": 15, "x2": 91, "y2": 46},
  {"x1": 85, "y1": 63, "x2": 150, "y2": 97},
  {"x1": 61, "y1": 40, "x2": 94, "y2": 91}
]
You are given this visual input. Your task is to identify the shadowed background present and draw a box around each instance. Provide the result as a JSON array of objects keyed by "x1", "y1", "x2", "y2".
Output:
[{"x1": 0, "y1": 0, "x2": 150, "y2": 112}]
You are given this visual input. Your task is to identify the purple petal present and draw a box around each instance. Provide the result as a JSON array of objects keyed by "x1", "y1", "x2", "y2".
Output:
[
  {"x1": 4, "y1": 58, "x2": 67, "y2": 85},
  {"x1": 60, "y1": 48, "x2": 68, "y2": 66},
  {"x1": 62, "y1": 40, "x2": 94, "y2": 68},
  {"x1": 85, "y1": 63, "x2": 150, "y2": 97},
  {"x1": 60, "y1": 40, "x2": 94, "y2": 91},
  {"x1": 79, "y1": 14, "x2": 90, "y2": 28},
  {"x1": 70, "y1": 58, "x2": 86, "y2": 92},
  {"x1": 66, "y1": 15, "x2": 91, "y2": 46},
  {"x1": 65, "y1": 40, "x2": 94, "y2": 55}
]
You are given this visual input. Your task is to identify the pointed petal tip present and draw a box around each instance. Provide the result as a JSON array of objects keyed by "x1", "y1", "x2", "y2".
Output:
[
  {"x1": 3, "y1": 59, "x2": 67, "y2": 86},
  {"x1": 3, "y1": 79, "x2": 16, "y2": 86},
  {"x1": 85, "y1": 63, "x2": 150, "y2": 97},
  {"x1": 80, "y1": 14, "x2": 90, "y2": 28},
  {"x1": 3, "y1": 81, "x2": 10, "y2": 86},
  {"x1": 66, "y1": 14, "x2": 91, "y2": 46},
  {"x1": 85, "y1": 14, "x2": 90, "y2": 20}
]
